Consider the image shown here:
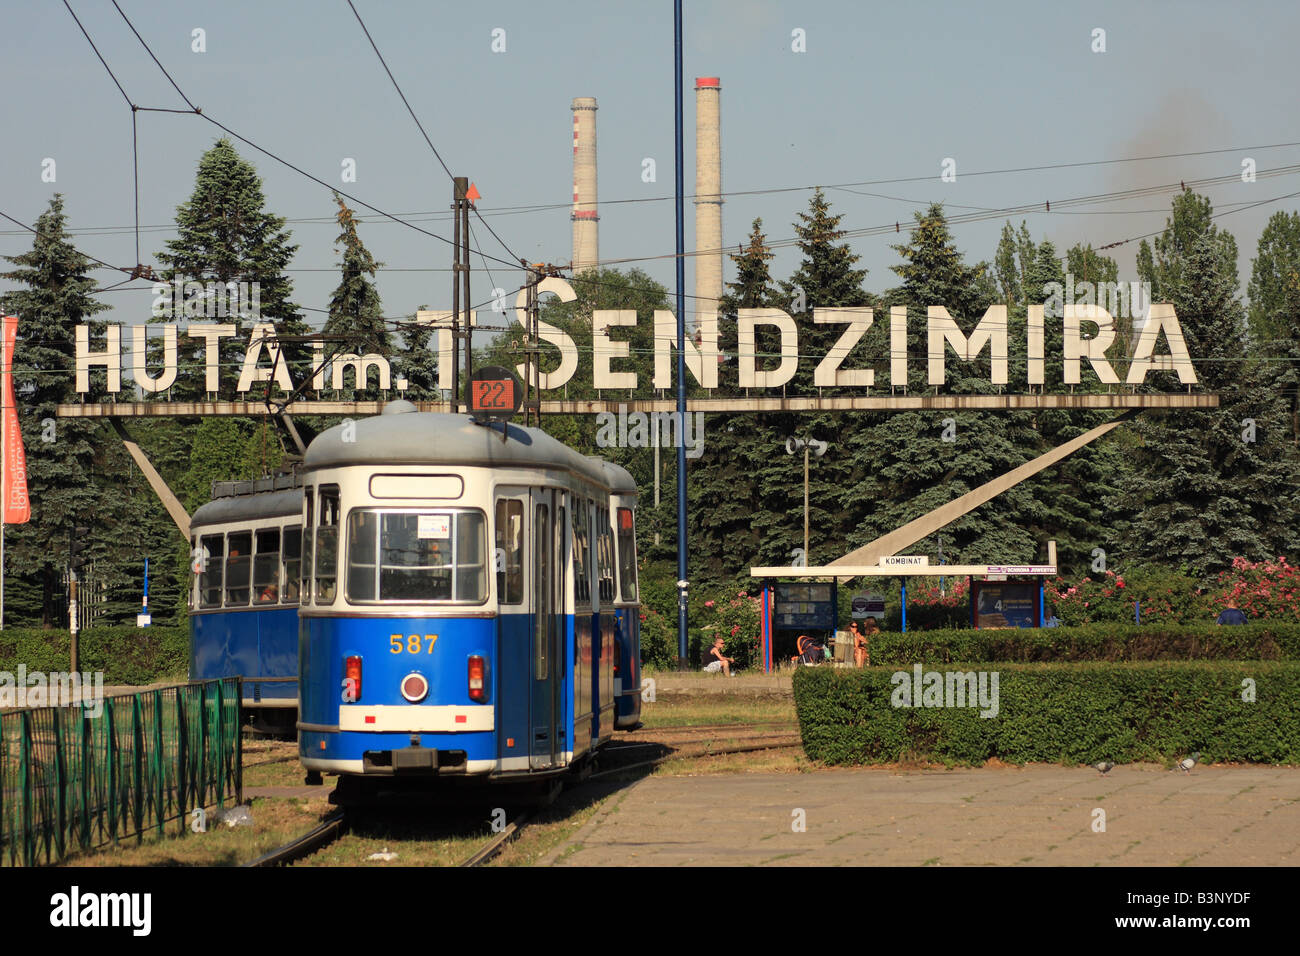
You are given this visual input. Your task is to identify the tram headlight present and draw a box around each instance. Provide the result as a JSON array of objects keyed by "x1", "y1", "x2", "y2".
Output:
[
  {"x1": 468, "y1": 655, "x2": 488, "y2": 703},
  {"x1": 401, "y1": 672, "x2": 429, "y2": 703}
]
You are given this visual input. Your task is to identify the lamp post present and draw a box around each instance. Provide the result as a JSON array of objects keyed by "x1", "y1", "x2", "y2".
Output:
[{"x1": 783, "y1": 437, "x2": 828, "y2": 561}]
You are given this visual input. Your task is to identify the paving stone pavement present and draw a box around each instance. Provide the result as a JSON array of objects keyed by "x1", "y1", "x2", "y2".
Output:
[{"x1": 542, "y1": 764, "x2": 1300, "y2": 866}]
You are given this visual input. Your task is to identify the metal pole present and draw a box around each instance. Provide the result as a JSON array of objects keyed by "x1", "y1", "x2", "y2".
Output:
[
  {"x1": 451, "y1": 178, "x2": 463, "y2": 412},
  {"x1": 674, "y1": 0, "x2": 688, "y2": 666},
  {"x1": 900, "y1": 578, "x2": 907, "y2": 634},
  {"x1": 69, "y1": 570, "x2": 79, "y2": 672},
  {"x1": 1, "y1": 322, "x2": 6, "y2": 632},
  {"x1": 461, "y1": 179, "x2": 472, "y2": 394},
  {"x1": 803, "y1": 444, "x2": 810, "y2": 560},
  {"x1": 653, "y1": 422, "x2": 661, "y2": 546}
]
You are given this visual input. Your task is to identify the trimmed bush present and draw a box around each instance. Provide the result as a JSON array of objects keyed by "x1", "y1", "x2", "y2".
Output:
[
  {"x1": 865, "y1": 621, "x2": 1300, "y2": 664},
  {"x1": 0, "y1": 626, "x2": 189, "y2": 686},
  {"x1": 793, "y1": 662, "x2": 1300, "y2": 766}
]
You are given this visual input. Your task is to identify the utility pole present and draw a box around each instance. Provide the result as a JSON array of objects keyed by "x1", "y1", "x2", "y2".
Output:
[
  {"x1": 459, "y1": 177, "x2": 472, "y2": 397},
  {"x1": 784, "y1": 437, "x2": 828, "y2": 563},
  {"x1": 451, "y1": 178, "x2": 462, "y2": 412},
  {"x1": 673, "y1": 0, "x2": 688, "y2": 667},
  {"x1": 68, "y1": 525, "x2": 87, "y2": 671},
  {"x1": 803, "y1": 442, "x2": 810, "y2": 559}
]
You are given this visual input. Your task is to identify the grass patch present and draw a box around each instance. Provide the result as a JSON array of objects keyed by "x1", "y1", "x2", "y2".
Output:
[
  {"x1": 68, "y1": 796, "x2": 332, "y2": 867},
  {"x1": 639, "y1": 695, "x2": 796, "y2": 729}
]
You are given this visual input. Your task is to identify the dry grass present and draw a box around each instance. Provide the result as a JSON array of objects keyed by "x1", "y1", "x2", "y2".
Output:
[{"x1": 57, "y1": 695, "x2": 807, "y2": 867}]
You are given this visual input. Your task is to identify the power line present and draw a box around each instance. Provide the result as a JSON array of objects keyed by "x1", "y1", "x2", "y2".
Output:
[
  {"x1": 346, "y1": 0, "x2": 454, "y2": 182},
  {"x1": 79, "y1": 1, "x2": 521, "y2": 273}
]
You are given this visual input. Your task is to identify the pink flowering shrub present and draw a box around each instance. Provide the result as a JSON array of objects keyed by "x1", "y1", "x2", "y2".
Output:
[
  {"x1": 697, "y1": 589, "x2": 763, "y2": 668},
  {"x1": 1045, "y1": 559, "x2": 1300, "y2": 625}
]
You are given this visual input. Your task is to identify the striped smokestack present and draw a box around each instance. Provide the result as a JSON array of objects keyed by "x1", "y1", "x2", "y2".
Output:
[
  {"x1": 694, "y1": 77, "x2": 723, "y2": 330},
  {"x1": 571, "y1": 97, "x2": 599, "y2": 274}
]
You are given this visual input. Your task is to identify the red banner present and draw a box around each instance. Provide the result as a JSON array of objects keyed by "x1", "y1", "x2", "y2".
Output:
[{"x1": 2, "y1": 317, "x2": 29, "y2": 525}]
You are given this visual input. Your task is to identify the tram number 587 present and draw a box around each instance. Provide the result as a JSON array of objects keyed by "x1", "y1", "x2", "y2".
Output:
[{"x1": 390, "y1": 634, "x2": 438, "y2": 654}]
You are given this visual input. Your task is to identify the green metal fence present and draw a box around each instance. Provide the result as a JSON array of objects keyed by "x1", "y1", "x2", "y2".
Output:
[{"x1": 0, "y1": 678, "x2": 242, "y2": 866}]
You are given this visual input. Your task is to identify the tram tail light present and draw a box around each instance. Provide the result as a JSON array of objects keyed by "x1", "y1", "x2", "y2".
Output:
[
  {"x1": 468, "y1": 655, "x2": 487, "y2": 703},
  {"x1": 344, "y1": 655, "x2": 362, "y2": 702}
]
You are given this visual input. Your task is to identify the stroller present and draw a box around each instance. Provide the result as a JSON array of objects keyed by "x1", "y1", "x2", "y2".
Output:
[{"x1": 795, "y1": 634, "x2": 827, "y2": 665}]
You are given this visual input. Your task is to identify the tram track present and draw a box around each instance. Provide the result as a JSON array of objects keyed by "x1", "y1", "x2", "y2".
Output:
[
  {"x1": 243, "y1": 809, "x2": 348, "y2": 867},
  {"x1": 244, "y1": 726, "x2": 804, "y2": 868}
]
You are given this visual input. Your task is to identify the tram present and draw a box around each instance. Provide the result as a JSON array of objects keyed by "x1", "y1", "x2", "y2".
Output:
[
  {"x1": 598, "y1": 459, "x2": 642, "y2": 730},
  {"x1": 294, "y1": 403, "x2": 640, "y2": 796},
  {"x1": 189, "y1": 475, "x2": 303, "y2": 732}
]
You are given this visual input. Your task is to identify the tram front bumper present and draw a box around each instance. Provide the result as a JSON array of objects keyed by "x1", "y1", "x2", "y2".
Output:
[{"x1": 363, "y1": 746, "x2": 468, "y2": 774}]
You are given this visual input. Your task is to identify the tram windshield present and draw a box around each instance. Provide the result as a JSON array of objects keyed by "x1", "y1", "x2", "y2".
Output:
[{"x1": 347, "y1": 509, "x2": 487, "y2": 603}]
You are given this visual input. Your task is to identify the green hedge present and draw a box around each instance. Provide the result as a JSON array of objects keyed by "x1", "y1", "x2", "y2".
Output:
[
  {"x1": 793, "y1": 662, "x2": 1300, "y2": 766},
  {"x1": 0, "y1": 626, "x2": 189, "y2": 686},
  {"x1": 865, "y1": 621, "x2": 1300, "y2": 664}
]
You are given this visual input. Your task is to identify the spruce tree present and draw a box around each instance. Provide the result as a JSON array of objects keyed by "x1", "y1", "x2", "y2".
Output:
[
  {"x1": 1247, "y1": 210, "x2": 1300, "y2": 348},
  {"x1": 690, "y1": 219, "x2": 785, "y2": 580},
  {"x1": 395, "y1": 305, "x2": 440, "y2": 402},
  {"x1": 1116, "y1": 196, "x2": 1300, "y2": 574},
  {"x1": 157, "y1": 138, "x2": 307, "y2": 398},
  {"x1": 323, "y1": 195, "x2": 390, "y2": 400},
  {"x1": 0, "y1": 196, "x2": 134, "y2": 625}
]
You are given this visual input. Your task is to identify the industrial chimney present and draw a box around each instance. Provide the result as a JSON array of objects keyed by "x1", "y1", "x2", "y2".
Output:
[
  {"x1": 571, "y1": 97, "x2": 599, "y2": 274},
  {"x1": 694, "y1": 77, "x2": 723, "y2": 330}
]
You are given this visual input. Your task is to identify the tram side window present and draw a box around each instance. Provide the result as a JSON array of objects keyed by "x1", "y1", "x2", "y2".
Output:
[
  {"x1": 346, "y1": 511, "x2": 379, "y2": 601},
  {"x1": 199, "y1": 534, "x2": 224, "y2": 609},
  {"x1": 572, "y1": 500, "x2": 591, "y2": 606},
  {"x1": 315, "y1": 486, "x2": 340, "y2": 603},
  {"x1": 225, "y1": 531, "x2": 252, "y2": 606},
  {"x1": 282, "y1": 527, "x2": 301, "y2": 603},
  {"x1": 301, "y1": 489, "x2": 314, "y2": 605},
  {"x1": 253, "y1": 528, "x2": 281, "y2": 604},
  {"x1": 596, "y1": 507, "x2": 614, "y2": 603},
  {"x1": 495, "y1": 499, "x2": 523, "y2": 605},
  {"x1": 617, "y1": 507, "x2": 638, "y2": 602},
  {"x1": 455, "y1": 511, "x2": 486, "y2": 601}
]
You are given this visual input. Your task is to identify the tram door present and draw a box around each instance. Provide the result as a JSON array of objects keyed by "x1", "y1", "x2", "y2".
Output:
[{"x1": 530, "y1": 489, "x2": 563, "y2": 770}]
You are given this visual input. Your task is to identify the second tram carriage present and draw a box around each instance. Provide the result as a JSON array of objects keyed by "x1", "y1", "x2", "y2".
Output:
[
  {"x1": 189, "y1": 475, "x2": 303, "y2": 733},
  {"x1": 293, "y1": 404, "x2": 640, "y2": 793}
]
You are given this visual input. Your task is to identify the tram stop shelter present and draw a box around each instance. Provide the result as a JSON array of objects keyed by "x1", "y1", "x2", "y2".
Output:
[{"x1": 749, "y1": 548, "x2": 1058, "y2": 673}]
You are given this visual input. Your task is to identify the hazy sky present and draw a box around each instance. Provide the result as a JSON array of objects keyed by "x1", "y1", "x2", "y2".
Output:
[{"x1": 2, "y1": 0, "x2": 1297, "y2": 335}]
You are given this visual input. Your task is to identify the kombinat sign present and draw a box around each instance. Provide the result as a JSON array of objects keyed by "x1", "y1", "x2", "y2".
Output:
[{"x1": 72, "y1": 275, "x2": 1198, "y2": 397}]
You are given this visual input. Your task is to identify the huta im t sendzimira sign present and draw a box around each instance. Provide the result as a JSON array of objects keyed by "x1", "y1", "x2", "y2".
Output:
[{"x1": 71, "y1": 277, "x2": 1198, "y2": 396}]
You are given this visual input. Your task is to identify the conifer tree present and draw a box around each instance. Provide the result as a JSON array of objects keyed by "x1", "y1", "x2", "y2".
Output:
[
  {"x1": 395, "y1": 305, "x2": 440, "y2": 402},
  {"x1": 1116, "y1": 195, "x2": 1300, "y2": 574},
  {"x1": 0, "y1": 196, "x2": 143, "y2": 624},
  {"x1": 1247, "y1": 210, "x2": 1300, "y2": 348},
  {"x1": 839, "y1": 204, "x2": 1039, "y2": 567},
  {"x1": 157, "y1": 139, "x2": 307, "y2": 397},
  {"x1": 323, "y1": 195, "x2": 390, "y2": 399},
  {"x1": 690, "y1": 219, "x2": 785, "y2": 579}
]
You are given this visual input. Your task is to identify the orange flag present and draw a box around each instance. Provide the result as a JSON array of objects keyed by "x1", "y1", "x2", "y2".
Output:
[{"x1": 1, "y1": 316, "x2": 29, "y2": 524}]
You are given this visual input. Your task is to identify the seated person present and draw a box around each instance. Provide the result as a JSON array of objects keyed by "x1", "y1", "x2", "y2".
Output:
[
  {"x1": 702, "y1": 636, "x2": 735, "y2": 676},
  {"x1": 1216, "y1": 606, "x2": 1248, "y2": 626}
]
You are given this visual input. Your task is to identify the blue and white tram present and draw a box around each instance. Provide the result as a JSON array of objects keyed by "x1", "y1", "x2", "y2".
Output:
[
  {"x1": 296, "y1": 405, "x2": 639, "y2": 792},
  {"x1": 596, "y1": 460, "x2": 642, "y2": 730},
  {"x1": 189, "y1": 476, "x2": 304, "y2": 730}
]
